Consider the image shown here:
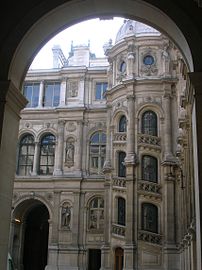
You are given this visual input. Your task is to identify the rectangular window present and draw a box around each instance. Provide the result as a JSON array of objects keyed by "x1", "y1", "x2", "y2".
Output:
[
  {"x1": 95, "y1": 82, "x2": 108, "y2": 100},
  {"x1": 23, "y1": 83, "x2": 40, "y2": 108},
  {"x1": 43, "y1": 82, "x2": 60, "y2": 107}
]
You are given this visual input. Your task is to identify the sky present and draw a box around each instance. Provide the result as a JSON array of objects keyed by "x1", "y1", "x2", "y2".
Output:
[{"x1": 29, "y1": 17, "x2": 125, "y2": 70}]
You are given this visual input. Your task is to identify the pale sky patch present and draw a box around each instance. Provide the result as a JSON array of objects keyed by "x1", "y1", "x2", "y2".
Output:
[{"x1": 30, "y1": 17, "x2": 125, "y2": 69}]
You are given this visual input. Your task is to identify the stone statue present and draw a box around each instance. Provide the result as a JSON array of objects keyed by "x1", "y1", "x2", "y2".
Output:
[
  {"x1": 61, "y1": 205, "x2": 71, "y2": 228},
  {"x1": 65, "y1": 142, "x2": 74, "y2": 162}
]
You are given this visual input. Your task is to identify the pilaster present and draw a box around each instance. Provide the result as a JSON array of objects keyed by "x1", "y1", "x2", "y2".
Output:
[{"x1": 0, "y1": 80, "x2": 27, "y2": 270}]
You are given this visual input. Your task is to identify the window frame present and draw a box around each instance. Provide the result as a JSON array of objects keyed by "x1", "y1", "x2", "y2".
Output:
[
  {"x1": 23, "y1": 82, "x2": 40, "y2": 108},
  {"x1": 118, "y1": 115, "x2": 127, "y2": 132},
  {"x1": 17, "y1": 134, "x2": 35, "y2": 176},
  {"x1": 89, "y1": 131, "x2": 106, "y2": 175},
  {"x1": 141, "y1": 155, "x2": 158, "y2": 183},
  {"x1": 141, "y1": 202, "x2": 158, "y2": 233},
  {"x1": 39, "y1": 133, "x2": 56, "y2": 175},
  {"x1": 95, "y1": 82, "x2": 108, "y2": 100},
  {"x1": 43, "y1": 81, "x2": 60, "y2": 107},
  {"x1": 88, "y1": 197, "x2": 104, "y2": 231},
  {"x1": 141, "y1": 110, "x2": 158, "y2": 136},
  {"x1": 117, "y1": 197, "x2": 126, "y2": 226},
  {"x1": 118, "y1": 151, "x2": 126, "y2": 178}
]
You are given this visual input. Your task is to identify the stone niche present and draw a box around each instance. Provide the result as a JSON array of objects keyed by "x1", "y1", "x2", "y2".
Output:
[{"x1": 139, "y1": 247, "x2": 161, "y2": 266}]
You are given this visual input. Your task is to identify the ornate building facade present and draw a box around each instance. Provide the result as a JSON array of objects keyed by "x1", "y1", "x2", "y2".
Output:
[{"x1": 10, "y1": 20, "x2": 195, "y2": 270}]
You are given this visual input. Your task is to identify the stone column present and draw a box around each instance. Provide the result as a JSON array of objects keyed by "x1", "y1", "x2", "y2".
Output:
[
  {"x1": 188, "y1": 71, "x2": 202, "y2": 270},
  {"x1": 163, "y1": 166, "x2": 179, "y2": 268},
  {"x1": 75, "y1": 121, "x2": 83, "y2": 173},
  {"x1": 101, "y1": 177, "x2": 112, "y2": 270},
  {"x1": 38, "y1": 80, "x2": 44, "y2": 107},
  {"x1": 59, "y1": 77, "x2": 67, "y2": 107},
  {"x1": 54, "y1": 120, "x2": 65, "y2": 176},
  {"x1": 31, "y1": 141, "x2": 40, "y2": 175},
  {"x1": 46, "y1": 191, "x2": 60, "y2": 269},
  {"x1": 124, "y1": 94, "x2": 136, "y2": 270},
  {"x1": 125, "y1": 94, "x2": 135, "y2": 164},
  {"x1": 0, "y1": 80, "x2": 27, "y2": 270},
  {"x1": 162, "y1": 85, "x2": 175, "y2": 162},
  {"x1": 103, "y1": 104, "x2": 112, "y2": 171}
]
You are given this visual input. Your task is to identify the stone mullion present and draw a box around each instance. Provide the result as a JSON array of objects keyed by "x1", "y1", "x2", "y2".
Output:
[
  {"x1": 38, "y1": 80, "x2": 44, "y2": 107},
  {"x1": 31, "y1": 141, "x2": 40, "y2": 175},
  {"x1": 75, "y1": 121, "x2": 83, "y2": 172},
  {"x1": 59, "y1": 77, "x2": 67, "y2": 106},
  {"x1": 53, "y1": 120, "x2": 65, "y2": 176}
]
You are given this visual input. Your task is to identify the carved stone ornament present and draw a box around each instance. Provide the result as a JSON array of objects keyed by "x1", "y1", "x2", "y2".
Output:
[
  {"x1": 65, "y1": 138, "x2": 75, "y2": 167},
  {"x1": 68, "y1": 81, "x2": 78, "y2": 97},
  {"x1": 67, "y1": 122, "x2": 76, "y2": 132}
]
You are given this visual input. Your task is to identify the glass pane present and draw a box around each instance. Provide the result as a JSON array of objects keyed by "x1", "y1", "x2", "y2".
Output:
[
  {"x1": 142, "y1": 203, "x2": 158, "y2": 233},
  {"x1": 53, "y1": 83, "x2": 60, "y2": 106},
  {"x1": 44, "y1": 84, "x2": 53, "y2": 107},
  {"x1": 119, "y1": 115, "x2": 127, "y2": 132},
  {"x1": 118, "y1": 152, "x2": 126, "y2": 177},
  {"x1": 91, "y1": 133, "x2": 99, "y2": 143},
  {"x1": 118, "y1": 197, "x2": 125, "y2": 225},
  {"x1": 142, "y1": 111, "x2": 157, "y2": 136},
  {"x1": 142, "y1": 155, "x2": 157, "y2": 182}
]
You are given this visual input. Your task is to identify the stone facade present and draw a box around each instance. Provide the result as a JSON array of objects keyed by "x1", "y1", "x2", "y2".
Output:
[{"x1": 9, "y1": 20, "x2": 196, "y2": 270}]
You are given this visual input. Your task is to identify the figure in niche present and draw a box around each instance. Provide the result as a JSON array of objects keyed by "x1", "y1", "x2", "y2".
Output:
[
  {"x1": 162, "y1": 43, "x2": 170, "y2": 76},
  {"x1": 69, "y1": 81, "x2": 78, "y2": 97},
  {"x1": 61, "y1": 205, "x2": 71, "y2": 228},
  {"x1": 65, "y1": 139, "x2": 75, "y2": 167}
]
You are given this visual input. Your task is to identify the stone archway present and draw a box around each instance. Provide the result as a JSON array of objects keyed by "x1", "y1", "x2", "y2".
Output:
[{"x1": 10, "y1": 199, "x2": 50, "y2": 270}]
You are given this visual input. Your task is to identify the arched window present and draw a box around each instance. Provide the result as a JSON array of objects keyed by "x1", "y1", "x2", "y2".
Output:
[
  {"x1": 119, "y1": 115, "x2": 127, "y2": 132},
  {"x1": 17, "y1": 134, "x2": 35, "y2": 175},
  {"x1": 142, "y1": 110, "x2": 157, "y2": 136},
  {"x1": 118, "y1": 152, "x2": 126, "y2": 177},
  {"x1": 117, "y1": 197, "x2": 126, "y2": 226},
  {"x1": 120, "y1": 61, "x2": 126, "y2": 73},
  {"x1": 90, "y1": 131, "x2": 106, "y2": 174},
  {"x1": 39, "y1": 133, "x2": 55, "y2": 175},
  {"x1": 142, "y1": 203, "x2": 158, "y2": 233},
  {"x1": 89, "y1": 197, "x2": 104, "y2": 230},
  {"x1": 142, "y1": 155, "x2": 158, "y2": 182}
]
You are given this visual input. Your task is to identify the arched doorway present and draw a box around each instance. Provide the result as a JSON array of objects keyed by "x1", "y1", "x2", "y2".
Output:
[
  {"x1": 23, "y1": 204, "x2": 49, "y2": 270},
  {"x1": 114, "y1": 247, "x2": 124, "y2": 270},
  {"x1": 11, "y1": 199, "x2": 50, "y2": 270}
]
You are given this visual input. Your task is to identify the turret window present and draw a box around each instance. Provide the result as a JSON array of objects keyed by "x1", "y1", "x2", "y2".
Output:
[
  {"x1": 117, "y1": 197, "x2": 126, "y2": 226},
  {"x1": 119, "y1": 115, "x2": 127, "y2": 132},
  {"x1": 142, "y1": 110, "x2": 157, "y2": 136},
  {"x1": 142, "y1": 203, "x2": 158, "y2": 233},
  {"x1": 142, "y1": 155, "x2": 158, "y2": 182},
  {"x1": 118, "y1": 151, "x2": 126, "y2": 177}
]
